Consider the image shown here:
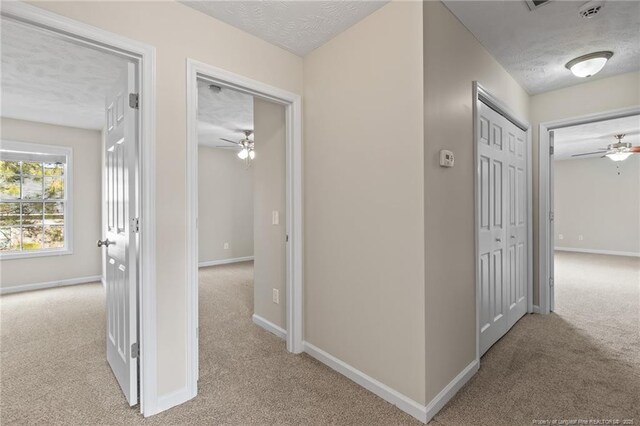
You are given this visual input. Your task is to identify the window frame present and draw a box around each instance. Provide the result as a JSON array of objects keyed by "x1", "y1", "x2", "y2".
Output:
[{"x1": 0, "y1": 140, "x2": 73, "y2": 260}]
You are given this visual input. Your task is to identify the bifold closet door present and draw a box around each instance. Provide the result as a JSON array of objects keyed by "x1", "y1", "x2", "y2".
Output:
[{"x1": 478, "y1": 101, "x2": 528, "y2": 356}]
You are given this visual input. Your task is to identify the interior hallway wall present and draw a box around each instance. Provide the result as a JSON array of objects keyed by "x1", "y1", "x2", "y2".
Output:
[
  {"x1": 554, "y1": 156, "x2": 640, "y2": 256},
  {"x1": 530, "y1": 71, "x2": 640, "y2": 304},
  {"x1": 198, "y1": 147, "x2": 253, "y2": 264},
  {"x1": 303, "y1": 0, "x2": 426, "y2": 404},
  {"x1": 423, "y1": 1, "x2": 530, "y2": 403},
  {"x1": 253, "y1": 98, "x2": 286, "y2": 329},
  {"x1": 30, "y1": 0, "x2": 303, "y2": 399},
  {"x1": 0, "y1": 117, "x2": 101, "y2": 290}
]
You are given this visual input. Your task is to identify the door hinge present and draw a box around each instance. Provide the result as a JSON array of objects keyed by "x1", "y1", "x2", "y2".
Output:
[
  {"x1": 549, "y1": 211, "x2": 554, "y2": 222},
  {"x1": 286, "y1": 234, "x2": 289, "y2": 242},
  {"x1": 131, "y1": 217, "x2": 140, "y2": 232},
  {"x1": 549, "y1": 145, "x2": 554, "y2": 155},
  {"x1": 131, "y1": 342, "x2": 139, "y2": 359},
  {"x1": 129, "y1": 93, "x2": 139, "y2": 109},
  {"x1": 549, "y1": 277, "x2": 554, "y2": 288}
]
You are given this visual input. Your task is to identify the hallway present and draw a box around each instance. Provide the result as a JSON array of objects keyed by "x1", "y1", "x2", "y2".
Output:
[{"x1": 432, "y1": 251, "x2": 640, "y2": 425}]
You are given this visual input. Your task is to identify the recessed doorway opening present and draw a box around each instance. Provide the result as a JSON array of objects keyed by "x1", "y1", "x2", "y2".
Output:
[{"x1": 185, "y1": 59, "x2": 303, "y2": 398}]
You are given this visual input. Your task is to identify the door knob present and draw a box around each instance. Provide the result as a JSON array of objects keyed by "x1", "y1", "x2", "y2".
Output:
[
  {"x1": 495, "y1": 237, "x2": 502, "y2": 242},
  {"x1": 97, "y1": 239, "x2": 113, "y2": 247}
]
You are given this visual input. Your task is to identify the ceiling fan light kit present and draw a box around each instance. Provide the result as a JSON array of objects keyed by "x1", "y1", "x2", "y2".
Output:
[
  {"x1": 571, "y1": 133, "x2": 638, "y2": 162},
  {"x1": 217, "y1": 129, "x2": 256, "y2": 164},
  {"x1": 606, "y1": 152, "x2": 632, "y2": 162},
  {"x1": 565, "y1": 51, "x2": 613, "y2": 78}
]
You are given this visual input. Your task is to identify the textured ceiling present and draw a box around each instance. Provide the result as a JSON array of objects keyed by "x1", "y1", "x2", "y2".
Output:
[
  {"x1": 1, "y1": 18, "x2": 128, "y2": 130},
  {"x1": 554, "y1": 115, "x2": 640, "y2": 160},
  {"x1": 443, "y1": 1, "x2": 640, "y2": 94},
  {"x1": 197, "y1": 80, "x2": 253, "y2": 148},
  {"x1": 181, "y1": 0, "x2": 389, "y2": 56}
]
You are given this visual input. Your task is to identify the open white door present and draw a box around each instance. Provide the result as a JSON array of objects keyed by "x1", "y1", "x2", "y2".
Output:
[
  {"x1": 549, "y1": 130, "x2": 555, "y2": 312},
  {"x1": 101, "y1": 62, "x2": 139, "y2": 406}
]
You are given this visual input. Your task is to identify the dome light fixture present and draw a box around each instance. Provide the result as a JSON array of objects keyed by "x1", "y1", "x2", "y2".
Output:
[{"x1": 565, "y1": 51, "x2": 613, "y2": 78}]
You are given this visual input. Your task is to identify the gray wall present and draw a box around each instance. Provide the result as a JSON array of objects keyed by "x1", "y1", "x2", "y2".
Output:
[
  {"x1": 0, "y1": 117, "x2": 102, "y2": 289},
  {"x1": 253, "y1": 98, "x2": 286, "y2": 329},
  {"x1": 554, "y1": 156, "x2": 640, "y2": 255},
  {"x1": 198, "y1": 146, "x2": 253, "y2": 264}
]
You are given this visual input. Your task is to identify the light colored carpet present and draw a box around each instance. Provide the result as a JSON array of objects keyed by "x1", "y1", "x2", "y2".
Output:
[
  {"x1": 1, "y1": 254, "x2": 638, "y2": 425},
  {"x1": 0, "y1": 262, "x2": 420, "y2": 425},
  {"x1": 432, "y1": 251, "x2": 640, "y2": 426}
]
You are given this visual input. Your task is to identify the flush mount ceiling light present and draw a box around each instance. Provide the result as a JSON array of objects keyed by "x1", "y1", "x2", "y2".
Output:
[{"x1": 565, "y1": 51, "x2": 613, "y2": 78}]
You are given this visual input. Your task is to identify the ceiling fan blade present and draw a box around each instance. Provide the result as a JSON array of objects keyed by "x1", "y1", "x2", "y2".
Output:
[
  {"x1": 220, "y1": 138, "x2": 241, "y2": 145},
  {"x1": 213, "y1": 146, "x2": 239, "y2": 149},
  {"x1": 630, "y1": 146, "x2": 640, "y2": 153},
  {"x1": 571, "y1": 150, "x2": 607, "y2": 157}
]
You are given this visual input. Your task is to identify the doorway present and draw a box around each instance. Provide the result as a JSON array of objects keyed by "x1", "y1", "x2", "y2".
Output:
[
  {"x1": 185, "y1": 59, "x2": 303, "y2": 396},
  {"x1": 538, "y1": 106, "x2": 640, "y2": 315},
  {"x1": 473, "y1": 82, "x2": 533, "y2": 358},
  {"x1": 0, "y1": 2, "x2": 156, "y2": 415}
]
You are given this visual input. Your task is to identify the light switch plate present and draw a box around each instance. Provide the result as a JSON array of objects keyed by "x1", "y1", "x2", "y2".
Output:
[
  {"x1": 272, "y1": 210, "x2": 279, "y2": 225},
  {"x1": 272, "y1": 289, "x2": 279, "y2": 304}
]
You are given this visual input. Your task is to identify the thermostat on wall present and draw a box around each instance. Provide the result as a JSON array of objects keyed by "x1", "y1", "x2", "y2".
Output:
[{"x1": 440, "y1": 150, "x2": 455, "y2": 168}]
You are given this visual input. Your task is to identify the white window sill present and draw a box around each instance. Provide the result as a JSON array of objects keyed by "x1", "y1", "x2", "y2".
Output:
[{"x1": 0, "y1": 248, "x2": 73, "y2": 260}]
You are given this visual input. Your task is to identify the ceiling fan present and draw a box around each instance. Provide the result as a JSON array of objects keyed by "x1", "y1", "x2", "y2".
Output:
[
  {"x1": 215, "y1": 130, "x2": 255, "y2": 161},
  {"x1": 571, "y1": 133, "x2": 640, "y2": 162}
]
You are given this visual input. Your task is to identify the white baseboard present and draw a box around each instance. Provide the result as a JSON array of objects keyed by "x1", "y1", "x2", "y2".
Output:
[
  {"x1": 303, "y1": 341, "x2": 428, "y2": 423},
  {"x1": 532, "y1": 304, "x2": 541, "y2": 314},
  {"x1": 424, "y1": 359, "x2": 479, "y2": 423},
  {"x1": 555, "y1": 247, "x2": 640, "y2": 257},
  {"x1": 198, "y1": 256, "x2": 254, "y2": 268},
  {"x1": 252, "y1": 314, "x2": 286, "y2": 340},
  {"x1": 0, "y1": 275, "x2": 102, "y2": 295}
]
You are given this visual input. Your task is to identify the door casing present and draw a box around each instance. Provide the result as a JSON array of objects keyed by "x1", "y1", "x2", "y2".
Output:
[
  {"x1": 473, "y1": 82, "x2": 533, "y2": 364},
  {"x1": 185, "y1": 59, "x2": 304, "y2": 399},
  {"x1": 537, "y1": 105, "x2": 640, "y2": 315},
  {"x1": 0, "y1": 2, "x2": 159, "y2": 416}
]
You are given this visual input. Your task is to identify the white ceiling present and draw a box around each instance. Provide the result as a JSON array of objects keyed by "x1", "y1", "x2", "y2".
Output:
[
  {"x1": 197, "y1": 80, "x2": 254, "y2": 148},
  {"x1": 554, "y1": 115, "x2": 640, "y2": 160},
  {"x1": 443, "y1": 0, "x2": 640, "y2": 94},
  {"x1": 181, "y1": 0, "x2": 389, "y2": 56},
  {"x1": 1, "y1": 18, "x2": 128, "y2": 130}
]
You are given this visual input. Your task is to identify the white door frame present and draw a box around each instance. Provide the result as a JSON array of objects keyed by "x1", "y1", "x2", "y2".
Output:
[
  {"x1": 185, "y1": 59, "x2": 304, "y2": 394},
  {"x1": 0, "y1": 2, "x2": 160, "y2": 416},
  {"x1": 473, "y1": 82, "x2": 533, "y2": 363},
  {"x1": 537, "y1": 105, "x2": 640, "y2": 315}
]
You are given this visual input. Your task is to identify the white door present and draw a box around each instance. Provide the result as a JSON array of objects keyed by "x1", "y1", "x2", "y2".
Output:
[
  {"x1": 478, "y1": 101, "x2": 528, "y2": 356},
  {"x1": 505, "y1": 113, "x2": 528, "y2": 329},
  {"x1": 101, "y1": 62, "x2": 139, "y2": 406}
]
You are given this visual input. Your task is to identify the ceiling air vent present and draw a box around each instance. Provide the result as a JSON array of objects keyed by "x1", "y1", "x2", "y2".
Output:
[
  {"x1": 579, "y1": 1, "x2": 604, "y2": 18},
  {"x1": 525, "y1": 0, "x2": 552, "y2": 11}
]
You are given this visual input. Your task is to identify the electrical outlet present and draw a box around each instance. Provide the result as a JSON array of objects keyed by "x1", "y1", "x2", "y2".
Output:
[
  {"x1": 223, "y1": 242, "x2": 229, "y2": 250},
  {"x1": 578, "y1": 235, "x2": 584, "y2": 241},
  {"x1": 558, "y1": 234, "x2": 564, "y2": 240},
  {"x1": 272, "y1": 289, "x2": 279, "y2": 304}
]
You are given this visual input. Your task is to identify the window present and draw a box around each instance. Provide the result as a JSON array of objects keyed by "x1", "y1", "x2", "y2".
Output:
[{"x1": 0, "y1": 141, "x2": 72, "y2": 259}]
